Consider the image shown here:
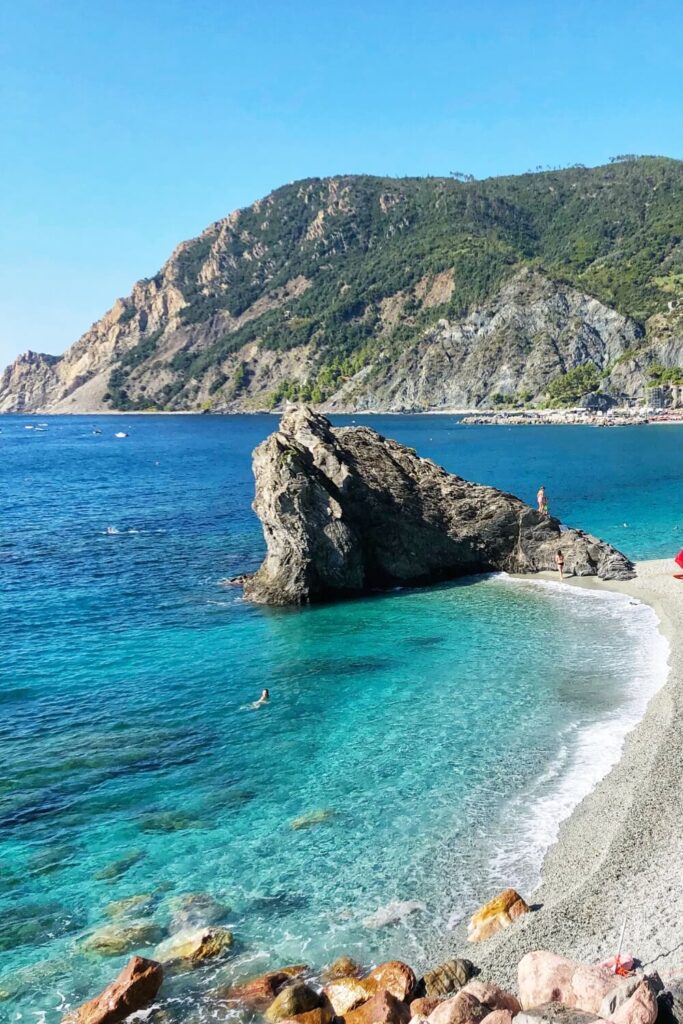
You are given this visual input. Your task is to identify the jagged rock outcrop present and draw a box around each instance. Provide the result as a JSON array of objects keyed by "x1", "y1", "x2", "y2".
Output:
[{"x1": 243, "y1": 408, "x2": 635, "y2": 605}]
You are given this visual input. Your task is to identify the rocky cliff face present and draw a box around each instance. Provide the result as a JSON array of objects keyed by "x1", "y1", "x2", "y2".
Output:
[
  {"x1": 243, "y1": 408, "x2": 635, "y2": 605},
  {"x1": 3, "y1": 159, "x2": 683, "y2": 414}
]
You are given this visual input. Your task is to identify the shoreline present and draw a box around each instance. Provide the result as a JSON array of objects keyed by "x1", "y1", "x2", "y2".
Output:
[
  {"x1": 4, "y1": 409, "x2": 683, "y2": 425},
  {"x1": 442, "y1": 558, "x2": 681, "y2": 986}
]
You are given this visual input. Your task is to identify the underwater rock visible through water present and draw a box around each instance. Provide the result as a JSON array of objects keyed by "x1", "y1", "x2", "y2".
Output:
[
  {"x1": 290, "y1": 808, "x2": 335, "y2": 830},
  {"x1": 81, "y1": 921, "x2": 164, "y2": 956},
  {"x1": 93, "y1": 850, "x2": 145, "y2": 881},
  {"x1": 167, "y1": 892, "x2": 231, "y2": 930},
  {"x1": 362, "y1": 899, "x2": 426, "y2": 929}
]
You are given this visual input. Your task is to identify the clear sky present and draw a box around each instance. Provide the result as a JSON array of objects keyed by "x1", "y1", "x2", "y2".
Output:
[{"x1": 2, "y1": 0, "x2": 683, "y2": 368}]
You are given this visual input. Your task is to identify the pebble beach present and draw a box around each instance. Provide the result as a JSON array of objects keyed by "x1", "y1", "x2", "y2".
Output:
[{"x1": 460, "y1": 559, "x2": 683, "y2": 987}]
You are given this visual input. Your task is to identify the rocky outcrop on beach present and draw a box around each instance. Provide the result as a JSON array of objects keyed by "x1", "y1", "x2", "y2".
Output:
[
  {"x1": 243, "y1": 408, "x2": 635, "y2": 605},
  {"x1": 62, "y1": 955, "x2": 163, "y2": 1024}
]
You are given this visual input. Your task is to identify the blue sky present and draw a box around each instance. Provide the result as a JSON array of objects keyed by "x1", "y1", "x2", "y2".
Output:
[{"x1": 1, "y1": 0, "x2": 683, "y2": 368}]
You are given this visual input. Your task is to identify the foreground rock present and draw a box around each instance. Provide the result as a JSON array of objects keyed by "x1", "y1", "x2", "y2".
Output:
[
  {"x1": 415, "y1": 958, "x2": 476, "y2": 998},
  {"x1": 345, "y1": 989, "x2": 411, "y2": 1024},
  {"x1": 226, "y1": 965, "x2": 308, "y2": 1009},
  {"x1": 468, "y1": 890, "x2": 530, "y2": 943},
  {"x1": 264, "y1": 981, "x2": 325, "y2": 1022},
  {"x1": 62, "y1": 955, "x2": 163, "y2": 1024},
  {"x1": 243, "y1": 409, "x2": 634, "y2": 605},
  {"x1": 518, "y1": 952, "x2": 615, "y2": 1013}
]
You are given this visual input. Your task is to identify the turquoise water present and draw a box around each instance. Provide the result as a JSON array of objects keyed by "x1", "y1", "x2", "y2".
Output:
[{"x1": 1, "y1": 415, "x2": 679, "y2": 1022}]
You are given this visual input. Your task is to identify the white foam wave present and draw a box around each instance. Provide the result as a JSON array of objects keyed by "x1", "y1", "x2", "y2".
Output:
[{"x1": 485, "y1": 576, "x2": 669, "y2": 894}]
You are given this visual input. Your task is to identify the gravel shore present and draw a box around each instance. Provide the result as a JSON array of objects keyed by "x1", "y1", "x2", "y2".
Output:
[{"x1": 439, "y1": 559, "x2": 683, "y2": 988}]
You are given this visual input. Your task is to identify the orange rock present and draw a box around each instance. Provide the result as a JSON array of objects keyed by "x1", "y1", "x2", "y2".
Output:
[
  {"x1": 345, "y1": 989, "x2": 411, "y2": 1024},
  {"x1": 61, "y1": 956, "x2": 163, "y2": 1024},
  {"x1": 321, "y1": 957, "x2": 364, "y2": 983},
  {"x1": 467, "y1": 889, "x2": 529, "y2": 943},
  {"x1": 278, "y1": 1008, "x2": 334, "y2": 1024},
  {"x1": 325, "y1": 978, "x2": 374, "y2": 1015},
  {"x1": 226, "y1": 969, "x2": 305, "y2": 1009},
  {"x1": 367, "y1": 962, "x2": 417, "y2": 1002}
]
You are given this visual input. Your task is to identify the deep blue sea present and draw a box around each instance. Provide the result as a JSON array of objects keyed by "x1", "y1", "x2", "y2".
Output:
[{"x1": 1, "y1": 414, "x2": 679, "y2": 1022}]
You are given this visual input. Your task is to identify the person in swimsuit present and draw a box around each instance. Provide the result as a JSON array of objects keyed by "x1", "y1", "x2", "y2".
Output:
[
  {"x1": 253, "y1": 688, "x2": 270, "y2": 708},
  {"x1": 555, "y1": 550, "x2": 565, "y2": 579},
  {"x1": 537, "y1": 485, "x2": 546, "y2": 512}
]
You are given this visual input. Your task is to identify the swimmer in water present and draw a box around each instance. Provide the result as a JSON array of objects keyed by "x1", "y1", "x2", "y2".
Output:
[{"x1": 253, "y1": 688, "x2": 270, "y2": 708}]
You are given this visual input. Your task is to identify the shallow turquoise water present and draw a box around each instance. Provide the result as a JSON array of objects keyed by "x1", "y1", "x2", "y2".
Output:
[{"x1": 0, "y1": 415, "x2": 678, "y2": 1021}]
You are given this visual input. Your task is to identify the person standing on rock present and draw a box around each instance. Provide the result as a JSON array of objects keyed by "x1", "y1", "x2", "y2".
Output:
[
  {"x1": 537, "y1": 485, "x2": 547, "y2": 513},
  {"x1": 555, "y1": 550, "x2": 565, "y2": 579}
]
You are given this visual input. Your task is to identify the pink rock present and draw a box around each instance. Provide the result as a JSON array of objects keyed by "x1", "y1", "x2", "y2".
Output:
[
  {"x1": 462, "y1": 981, "x2": 521, "y2": 1014},
  {"x1": 481, "y1": 1012, "x2": 514, "y2": 1024},
  {"x1": 518, "y1": 952, "x2": 614, "y2": 1014},
  {"x1": 609, "y1": 981, "x2": 658, "y2": 1024},
  {"x1": 428, "y1": 992, "x2": 489, "y2": 1024}
]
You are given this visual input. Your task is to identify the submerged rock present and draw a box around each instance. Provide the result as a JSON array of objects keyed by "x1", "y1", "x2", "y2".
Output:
[
  {"x1": 154, "y1": 926, "x2": 233, "y2": 965},
  {"x1": 81, "y1": 921, "x2": 163, "y2": 956},
  {"x1": 61, "y1": 955, "x2": 163, "y2": 1024},
  {"x1": 94, "y1": 851, "x2": 145, "y2": 882},
  {"x1": 363, "y1": 900, "x2": 426, "y2": 929},
  {"x1": 468, "y1": 889, "x2": 529, "y2": 942},
  {"x1": 167, "y1": 892, "x2": 231, "y2": 930},
  {"x1": 243, "y1": 408, "x2": 635, "y2": 605},
  {"x1": 290, "y1": 809, "x2": 335, "y2": 830},
  {"x1": 103, "y1": 894, "x2": 153, "y2": 919}
]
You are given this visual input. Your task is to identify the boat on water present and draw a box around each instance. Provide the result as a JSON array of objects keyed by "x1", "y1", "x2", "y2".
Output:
[{"x1": 114, "y1": 431, "x2": 128, "y2": 438}]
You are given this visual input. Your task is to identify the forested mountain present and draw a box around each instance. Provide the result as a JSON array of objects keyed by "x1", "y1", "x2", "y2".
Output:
[{"x1": 3, "y1": 156, "x2": 683, "y2": 413}]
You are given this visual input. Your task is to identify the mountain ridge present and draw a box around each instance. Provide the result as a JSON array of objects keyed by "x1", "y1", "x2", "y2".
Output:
[{"x1": 3, "y1": 157, "x2": 683, "y2": 413}]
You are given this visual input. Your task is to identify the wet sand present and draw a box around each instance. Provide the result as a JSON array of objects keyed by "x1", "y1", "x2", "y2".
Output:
[{"x1": 439, "y1": 560, "x2": 683, "y2": 987}]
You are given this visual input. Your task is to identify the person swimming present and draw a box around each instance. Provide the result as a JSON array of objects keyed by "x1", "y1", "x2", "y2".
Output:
[{"x1": 253, "y1": 688, "x2": 270, "y2": 708}]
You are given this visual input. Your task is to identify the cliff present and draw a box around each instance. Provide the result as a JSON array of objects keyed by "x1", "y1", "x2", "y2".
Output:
[
  {"x1": 243, "y1": 408, "x2": 635, "y2": 605},
  {"x1": 3, "y1": 157, "x2": 683, "y2": 414}
]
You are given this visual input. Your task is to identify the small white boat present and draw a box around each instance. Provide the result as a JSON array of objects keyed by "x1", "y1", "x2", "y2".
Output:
[{"x1": 114, "y1": 432, "x2": 128, "y2": 438}]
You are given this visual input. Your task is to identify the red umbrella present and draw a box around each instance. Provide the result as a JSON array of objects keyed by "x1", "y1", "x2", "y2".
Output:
[{"x1": 675, "y1": 550, "x2": 683, "y2": 578}]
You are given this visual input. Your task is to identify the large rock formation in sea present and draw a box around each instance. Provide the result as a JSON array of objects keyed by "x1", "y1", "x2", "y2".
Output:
[
  {"x1": 3, "y1": 158, "x2": 683, "y2": 414},
  {"x1": 243, "y1": 408, "x2": 635, "y2": 605}
]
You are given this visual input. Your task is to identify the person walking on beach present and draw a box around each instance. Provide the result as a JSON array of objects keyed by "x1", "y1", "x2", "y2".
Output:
[
  {"x1": 537, "y1": 485, "x2": 547, "y2": 513},
  {"x1": 555, "y1": 550, "x2": 565, "y2": 579}
]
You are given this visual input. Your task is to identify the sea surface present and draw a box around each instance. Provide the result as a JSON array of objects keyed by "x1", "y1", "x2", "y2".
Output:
[{"x1": 1, "y1": 414, "x2": 679, "y2": 1022}]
